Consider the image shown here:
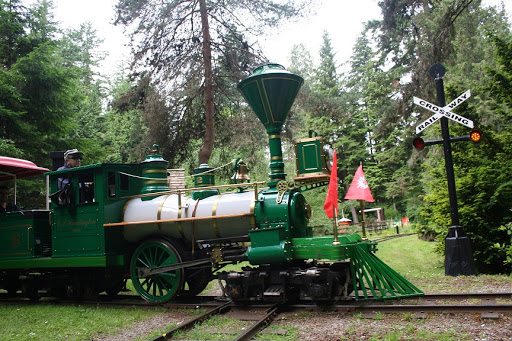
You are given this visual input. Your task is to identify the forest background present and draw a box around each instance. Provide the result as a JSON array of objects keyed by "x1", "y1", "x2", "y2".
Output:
[{"x1": 1, "y1": 0, "x2": 512, "y2": 274}]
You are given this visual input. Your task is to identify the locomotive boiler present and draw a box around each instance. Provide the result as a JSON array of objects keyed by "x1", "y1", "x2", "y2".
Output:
[{"x1": 0, "y1": 64, "x2": 423, "y2": 304}]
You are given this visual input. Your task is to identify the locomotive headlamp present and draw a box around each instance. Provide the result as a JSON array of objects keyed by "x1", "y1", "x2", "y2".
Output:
[{"x1": 305, "y1": 203, "x2": 312, "y2": 220}]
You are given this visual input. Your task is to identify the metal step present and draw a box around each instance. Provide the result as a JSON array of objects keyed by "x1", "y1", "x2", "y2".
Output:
[{"x1": 264, "y1": 285, "x2": 284, "y2": 297}]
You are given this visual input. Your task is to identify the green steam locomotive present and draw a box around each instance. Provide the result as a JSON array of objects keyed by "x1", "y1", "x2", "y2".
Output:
[{"x1": 0, "y1": 64, "x2": 422, "y2": 303}]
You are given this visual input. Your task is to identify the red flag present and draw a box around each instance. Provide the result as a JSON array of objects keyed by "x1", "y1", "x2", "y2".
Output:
[
  {"x1": 323, "y1": 151, "x2": 338, "y2": 219},
  {"x1": 344, "y1": 165, "x2": 374, "y2": 202}
]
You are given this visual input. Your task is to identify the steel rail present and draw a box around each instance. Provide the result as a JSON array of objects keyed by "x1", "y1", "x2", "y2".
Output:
[
  {"x1": 234, "y1": 301, "x2": 284, "y2": 341},
  {"x1": 371, "y1": 233, "x2": 417, "y2": 242},
  {"x1": 290, "y1": 303, "x2": 512, "y2": 314},
  {"x1": 148, "y1": 301, "x2": 284, "y2": 341},
  {"x1": 353, "y1": 303, "x2": 512, "y2": 314},
  {"x1": 149, "y1": 301, "x2": 233, "y2": 341},
  {"x1": 420, "y1": 292, "x2": 512, "y2": 300},
  {"x1": 3, "y1": 292, "x2": 511, "y2": 307}
]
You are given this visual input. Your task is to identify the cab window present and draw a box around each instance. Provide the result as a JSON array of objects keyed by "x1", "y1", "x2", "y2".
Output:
[{"x1": 78, "y1": 172, "x2": 94, "y2": 203}]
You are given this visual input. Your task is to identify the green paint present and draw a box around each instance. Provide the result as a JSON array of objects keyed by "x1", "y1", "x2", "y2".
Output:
[
  {"x1": 0, "y1": 255, "x2": 125, "y2": 269},
  {"x1": 238, "y1": 64, "x2": 304, "y2": 187},
  {"x1": 192, "y1": 164, "x2": 219, "y2": 200},
  {"x1": 130, "y1": 239, "x2": 184, "y2": 303},
  {"x1": 140, "y1": 145, "x2": 170, "y2": 196}
]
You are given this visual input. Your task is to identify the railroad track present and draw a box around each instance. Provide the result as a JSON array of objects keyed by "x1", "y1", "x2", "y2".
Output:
[
  {"x1": 146, "y1": 293, "x2": 512, "y2": 339},
  {"x1": 2, "y1": 292, "x2": 511, "y2": 309},
  {"x1": 371, "y1": 233, "x2": 417, "y2": 242},
  {"x1": 2, "y1": 292, "x2": 512, "y2": 339},
  {"x1": 149, "y1": 301, "x2": 284, "y2": 341},
  {"x1": 292, "y1": 292, "x2": 512, "y2": 319}
]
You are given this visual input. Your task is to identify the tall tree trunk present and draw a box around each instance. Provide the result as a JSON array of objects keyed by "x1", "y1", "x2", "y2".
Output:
[{"x1": 198, "y1": 0, "x2": 214, "y2": 165}]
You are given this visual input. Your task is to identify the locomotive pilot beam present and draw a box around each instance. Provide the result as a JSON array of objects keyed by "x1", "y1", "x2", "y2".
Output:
[{"x1": 0, "y1": 64, "x2": 422, "y2": 304}]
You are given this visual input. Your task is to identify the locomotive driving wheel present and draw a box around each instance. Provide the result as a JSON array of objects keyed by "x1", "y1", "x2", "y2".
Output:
[{"x1": 130, "y1": 239, "x2": 185, "y2": 303}]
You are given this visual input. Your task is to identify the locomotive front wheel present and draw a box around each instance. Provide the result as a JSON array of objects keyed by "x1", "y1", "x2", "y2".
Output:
[
  {"x1": 179, "y1": 267, "x2": 213, "y2": 298},
  {"x1": 130, "y1": 239, "x2": 185, "y2": 303}
]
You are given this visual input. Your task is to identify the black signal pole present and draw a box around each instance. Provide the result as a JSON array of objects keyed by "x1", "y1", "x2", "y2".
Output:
[{"x1": 429, "y1": 64, "x2": 476, "y2": 276}]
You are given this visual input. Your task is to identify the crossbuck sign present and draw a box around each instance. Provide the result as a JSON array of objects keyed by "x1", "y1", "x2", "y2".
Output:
[{"x1": 414, "y1": 90, "x2": 473, "y2": 134}]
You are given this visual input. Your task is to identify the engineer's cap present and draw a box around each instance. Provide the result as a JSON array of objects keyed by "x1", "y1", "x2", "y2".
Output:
[{"x1": 64, "y1": 149, "x2": 84, "y2": 160}]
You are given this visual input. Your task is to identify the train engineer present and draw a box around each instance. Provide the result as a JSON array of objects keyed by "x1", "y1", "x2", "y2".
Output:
[{"x1": 57, "y1": 149, "x2": 84, "y2": 189}]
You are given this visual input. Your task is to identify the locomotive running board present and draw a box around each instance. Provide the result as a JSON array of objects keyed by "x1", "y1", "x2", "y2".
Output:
[{"x1": 348, "y1": 243, "x2": 424, "y2": 300}]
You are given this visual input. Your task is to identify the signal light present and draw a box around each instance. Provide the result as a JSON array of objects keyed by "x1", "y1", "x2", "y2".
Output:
[
  {"x1": 413, "y1": 137, "x2": 425, "y2": 149},
  {"x1": 469, "y1": 128, "x2": 482, "y2": 143}
]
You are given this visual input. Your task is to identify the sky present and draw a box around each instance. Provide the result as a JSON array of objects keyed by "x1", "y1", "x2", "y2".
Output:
[
  {"x1": 25, "y1": 0, "x2": 384, "y2": 75},
  {"x1": 23, "y1": 0, "x2": 511, "y2": 77}
]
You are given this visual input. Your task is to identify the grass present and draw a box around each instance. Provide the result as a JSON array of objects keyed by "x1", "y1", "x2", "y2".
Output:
[
  {"x1": 3, "y1": 235, "x2": 512, "y2": 340},
  {"x1": 375, "y1": 234, "x2": 512, "y2": 293},
  {"x1": 0, "y1": 262, "x2": 253, "y2": 341},
  {"x1": 0, "y1": 304, "x2": 166, "y2": 341},
  {"x1": 345, "y1": 328, "x2": 465, "y2": 341},
  {"x1": 375, "y1": 234, "x2": 444, "y2": 278}
]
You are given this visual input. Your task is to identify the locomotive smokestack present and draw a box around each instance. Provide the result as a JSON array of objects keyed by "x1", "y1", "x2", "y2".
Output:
[{"x1": 237, "y1": 64, "x2": 303, "y2": 187}]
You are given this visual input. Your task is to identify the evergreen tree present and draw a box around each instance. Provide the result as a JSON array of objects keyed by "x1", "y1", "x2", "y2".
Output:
[
  {"x1": 0, "y1": 0, "x2": 27, "y2": 68},
  {"x1": 0, "y1": 0, "x2": 81, "y2": 165},
  {"x1": 60, "y1": 23, "x2": 109, "y2": 164},
  {"x1": 114, "y1": 0, "x2": 310, "y2": 165},
  {"x1": 314, "y1": 31, "x2": 339, "y2": 97}
]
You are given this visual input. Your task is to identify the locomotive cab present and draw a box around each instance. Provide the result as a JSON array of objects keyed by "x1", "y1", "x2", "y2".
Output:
[{"x1": 47, "y1": 163, "x2": 143, "y2": 258}]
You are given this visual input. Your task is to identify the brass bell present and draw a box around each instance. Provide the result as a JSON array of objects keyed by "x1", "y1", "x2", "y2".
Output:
[{"x1": 235, "y1": 163, "x2": 251, "y2": 182}]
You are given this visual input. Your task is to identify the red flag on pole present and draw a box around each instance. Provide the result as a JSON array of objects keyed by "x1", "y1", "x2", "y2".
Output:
[
  {"x1": 323, "y1": 151, "x2": 338, "y2": 219},
  {"x1": 344, "y1": 165, "x2": 375, "y2": 202}
]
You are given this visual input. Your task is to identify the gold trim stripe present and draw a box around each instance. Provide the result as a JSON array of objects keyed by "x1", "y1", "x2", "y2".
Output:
[
  {"x1": 143, "y1": 169, "x2": 168, "y2": 174},
  {"x1": 271, "y1": 156, "x2": 283, "y2": 160},
  {"x1": 177, "y1": 200, "x2": 185, "y2": 239},
  {"x1": 250, "y1": 193, "x2": 256, "y2": 229},
  {"x1": 212, "y1": 194, "x2": 223, "y2": 238},
  {"x1": 143, "y1": 180, "x2": 168, "y2": 184},
  {"x1": 268, "y1": 135, "x2": 281, "y2": 139},
  {"x1": 157, "y1": 196, "x2": 168, "y2": 231},
  {"x1": 190, "y1": 199, "x2": 200, "y2": 254},
  {"x1": 295, "y1": 136, "x2": 324, "y2": 143}
]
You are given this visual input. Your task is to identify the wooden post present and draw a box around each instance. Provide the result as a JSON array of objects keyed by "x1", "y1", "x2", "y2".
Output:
[
  {"x1": 360, "y1": 200, "x2": 367, "y2": 240},
  {"x1": 333, "y1": 206, "x2": 340, "y2": 245}
]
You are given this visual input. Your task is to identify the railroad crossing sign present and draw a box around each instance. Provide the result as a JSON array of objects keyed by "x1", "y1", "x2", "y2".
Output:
[
  {"x1": 414, "y1": 90, "x2": 473, "y2": 134},
  {"x1": 414, "y1": 63, "x2": 477, "y2": 276}
]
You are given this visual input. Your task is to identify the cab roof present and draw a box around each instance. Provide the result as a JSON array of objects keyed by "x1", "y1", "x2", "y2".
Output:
[{"x1": 0, "y1": 156, "x2": 50, "y2": 182}]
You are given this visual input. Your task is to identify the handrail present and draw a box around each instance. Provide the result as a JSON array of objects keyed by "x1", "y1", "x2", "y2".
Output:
[
  {"x1": 118, "y1": 181, "x2": 267, "y2": 205},
  {"x1": 103, "y1": 212, "x2": 254, "y2": 228}
]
